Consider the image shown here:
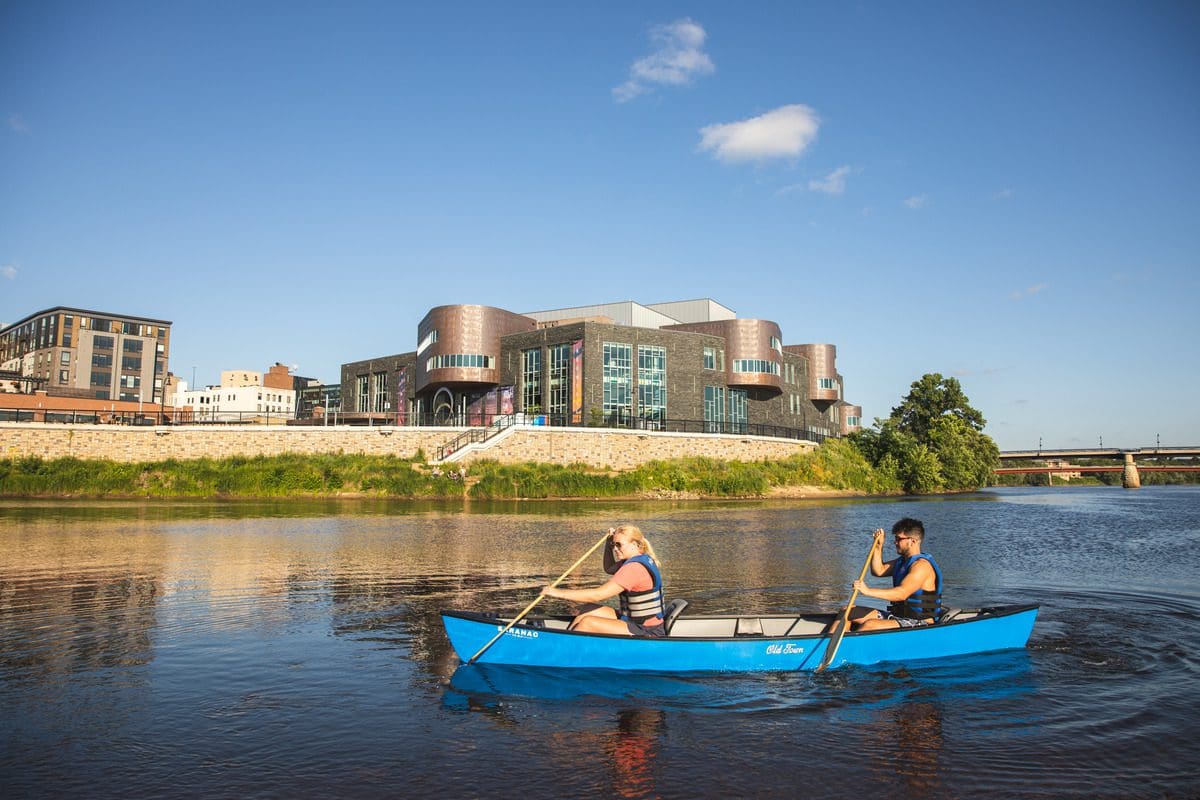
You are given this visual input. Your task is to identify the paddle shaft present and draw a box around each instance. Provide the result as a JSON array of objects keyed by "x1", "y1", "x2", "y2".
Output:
[
  {"x1": 816, "y1": 536, "x2": 882, "y2": 673},
  {"x1": 466, "y1": 531, "x2": 611, "y2": 665}
]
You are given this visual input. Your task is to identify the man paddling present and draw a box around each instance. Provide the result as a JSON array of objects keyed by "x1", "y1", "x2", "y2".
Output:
[{"x1": 843, "y1": 517, "x2": 944, "y2": 630}]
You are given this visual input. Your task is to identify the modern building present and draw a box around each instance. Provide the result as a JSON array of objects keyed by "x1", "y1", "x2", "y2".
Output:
[
  {"x1": 0, "y1": 307, "x2": 171, "y2": 404},
  {"x1": 339, "y1": 298, "x2": 861, "y2": 440},
  {"x1": 174, "y1": 363, "x2": 297, "y2": 423}
]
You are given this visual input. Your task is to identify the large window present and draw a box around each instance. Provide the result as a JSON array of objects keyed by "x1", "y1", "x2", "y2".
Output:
[
  {"x1": 818, "y1": 377, "x2": 837, "y2": 390},
  {"x1": 637, "y1": 345, "x2": 666, "y2": 422},
  {"x1": 522, "y1": 348, "x2": 542, "y2": 412},
  {"x1": 730, "y1": 389, "x2": 748, "y2": 434},
  {"x1": 704, "y1": 386, "x2": 725, "y2": 433},
  {"x1": 356, "y1": 375, "x2": 369, "y2": 412},
  {"x1": 372, "y1": 371, "x2": 388, "y2": 412},
  {"x1": 548, "y1": 344, "x2": 570, "y2": 417},
  {"x1": 702, "y1": 347, "x2": 723, "y2": 371},
  {"x1": 602, "y1": 342, "x2": 632, "y2": 423}
]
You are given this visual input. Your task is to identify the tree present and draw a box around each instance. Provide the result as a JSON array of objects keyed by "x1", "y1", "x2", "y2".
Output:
[
  {"x1": 889, "y1": 373, "x2": 986, "y2": 440},
  {"x1": 850, "y1": 373, "x2": 999, "y2": 494}
]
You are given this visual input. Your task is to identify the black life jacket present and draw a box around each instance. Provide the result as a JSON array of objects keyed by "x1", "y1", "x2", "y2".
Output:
[
  {"x1": 617, "y1": 554, "x2": 665, "y2": 624},
  {"x1": 888, "y1": 553, "x2": 944, "y2": 621}
]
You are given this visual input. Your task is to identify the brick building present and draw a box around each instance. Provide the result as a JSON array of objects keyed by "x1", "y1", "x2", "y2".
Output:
[{"x1": 340, "y1": 298, "x2": 860, "y2": 440}]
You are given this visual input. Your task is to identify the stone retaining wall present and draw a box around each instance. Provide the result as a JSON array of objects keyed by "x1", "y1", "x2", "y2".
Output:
[{"x1": 0, "y1": 423, "x2": 811, "y2": 468}]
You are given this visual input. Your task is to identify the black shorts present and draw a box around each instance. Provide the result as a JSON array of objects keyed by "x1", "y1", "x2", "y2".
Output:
[{"x1": 626, "y1": 620, "x2": 667, "y2": 637}]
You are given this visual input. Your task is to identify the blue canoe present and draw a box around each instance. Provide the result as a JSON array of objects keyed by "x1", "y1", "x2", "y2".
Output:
[{"x1": 441, "y1": 602, "x2": 1039, "y2": 673}]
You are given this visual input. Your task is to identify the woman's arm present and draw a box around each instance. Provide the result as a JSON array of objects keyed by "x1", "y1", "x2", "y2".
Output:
[{"x1": 543, "y1": 579, "x2": 625, "y2": 604}]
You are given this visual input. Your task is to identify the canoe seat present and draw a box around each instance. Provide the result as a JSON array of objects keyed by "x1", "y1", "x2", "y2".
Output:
[
  {"x1": 939, "y1": 607, "x2": 963, "y2": 624},
  {"x1": 736, "y1": 617, "x2": 764, "y2": 636},
  {"x1": 663, "y1": 598, "x2": 689, "y2": 634}
]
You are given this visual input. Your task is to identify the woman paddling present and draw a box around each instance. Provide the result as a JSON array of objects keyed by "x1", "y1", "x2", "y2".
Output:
[{"x1": 541, "y1": 525, "x2": 667, "y2": 637}]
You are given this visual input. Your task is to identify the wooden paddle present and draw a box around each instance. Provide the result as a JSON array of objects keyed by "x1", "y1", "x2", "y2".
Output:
[
  {"x1": 815, "y1": 535, "x2": 882, "y2": 673},
  {"x1": 466, "y1": 530, "x2": 611, "y2": 665}
]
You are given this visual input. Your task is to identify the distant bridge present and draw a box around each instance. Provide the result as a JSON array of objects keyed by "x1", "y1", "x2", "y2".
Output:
[{"x1": 997, "y1": 446, "x2": 1200, "y2": 488}]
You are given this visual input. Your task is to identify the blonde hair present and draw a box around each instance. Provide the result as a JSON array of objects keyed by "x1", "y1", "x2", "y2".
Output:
[{"x1": 613, "y1": 524, "x2": 659, "y2": 567}]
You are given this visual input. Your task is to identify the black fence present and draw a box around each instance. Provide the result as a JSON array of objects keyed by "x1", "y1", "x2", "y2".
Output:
[{"x1": 2, "y1": 407, "x2": 833, "y2": 446}]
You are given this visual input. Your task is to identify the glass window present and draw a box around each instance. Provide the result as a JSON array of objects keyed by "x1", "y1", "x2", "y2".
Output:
[
  {"x1": 522, "y1": 348, "x2": 543, "y2": 412},
  {"x1": 704, "y1": 386, "x2": 725, "y2": 433},
  {"x1": 602, "y1": 342, "x2": 632, "y2": 423},
  {"x1": 548, "y1": 344, "x2": 571, "y2": 417},
  {"x1": 417, "y1": 329, "x2": 439, "y2": 355},
  {"x1": 356, "y1": 375, "x2": 369, "y2": 412},
  {"x1": 60, "y1": 351, "x2": 70, "y2": 365},
  {"x1": 372, "y1": 371, "x2": 388, "y2": 412},
  {"x1": 93, "y1": 335, "x2": 114, "y2": 350},
  {"x1": 637, "y1": 345, "x2": 666, "y2": 422},
  {"x1": 703, "y1": 347, "x2": 717, "y2": 370},
  {"x1": 123, "y1": 339, "x2": 144, "y2": 353},
  {"x1": 732, "y1": 359, "x2": 780, "y2": 375},
  {"x1": 730, "y1": 389, "x2": 748, "y2": 434},
  {"x1": 818, "y1": 378, "x2": 837, "y2": 390}
]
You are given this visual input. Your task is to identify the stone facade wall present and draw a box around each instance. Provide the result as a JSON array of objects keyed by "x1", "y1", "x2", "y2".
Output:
[
  {"x1": 465, "y1": 427, "x2": 810, "y2": 470},
  {"x1": 0, "y1": 422, "x2": 811, "y2": 468}
]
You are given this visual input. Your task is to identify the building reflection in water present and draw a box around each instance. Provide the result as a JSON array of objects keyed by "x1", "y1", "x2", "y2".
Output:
[
  {"x1": 605, "y1": 707, "x2": 666, "y2": 799},
  {"x1": 862, "y1": 696, "x2": 945, "y2": 794}
]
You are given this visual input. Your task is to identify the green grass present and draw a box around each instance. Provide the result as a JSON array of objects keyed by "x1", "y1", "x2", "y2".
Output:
[{"x1": 0, "y1": 441, "x2": 900, "y2": 500}]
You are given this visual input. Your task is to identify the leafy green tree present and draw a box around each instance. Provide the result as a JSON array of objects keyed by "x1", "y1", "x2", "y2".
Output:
[{"x1": 850, "y1": 372, "x2": 999, "y2": 494}]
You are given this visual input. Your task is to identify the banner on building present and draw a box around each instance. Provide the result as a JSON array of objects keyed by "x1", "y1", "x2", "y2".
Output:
[
  {"x1": 396, "y1": 368, "x2": 408, "y2": 425},
  {"x1": 571, "y1": 339, "x2": 583, "y2": 424}
]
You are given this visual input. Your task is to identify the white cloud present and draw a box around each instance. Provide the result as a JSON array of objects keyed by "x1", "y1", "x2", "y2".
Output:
[
  {"x1": 613, "y1": 18, "x2": 714, "y2": 103},
  {"x1": 904, "y1": 194, "x2": 928, "y2": 210},
  {"x1": 1009, "y1": 283, "x2": 1047, "y2": 300},
  {"x1": 993, "y1": 187, "x2": 1014, "y2": 200},
  {"x1": 808, "y1": 165, "x2": 852, "y2": 195},
  {"x1": 698, "y1": 104, "x2": 820, "y2": 163},
  {"x1": 6, "y1": 113, "x2": 29, "y2": 134},
  {"x1": 1, "y1": 264, "x2": 17, "y2": 280}
]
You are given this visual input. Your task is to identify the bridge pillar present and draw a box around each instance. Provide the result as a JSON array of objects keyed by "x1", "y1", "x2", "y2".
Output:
[{"x1": 1122, "y1": 453, "x2": 1141, "y2": 489}]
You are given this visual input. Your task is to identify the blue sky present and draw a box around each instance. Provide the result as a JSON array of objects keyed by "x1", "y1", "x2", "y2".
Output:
[{"x1": 2, "y1": 1, "x2": 1197, "y2": 450}]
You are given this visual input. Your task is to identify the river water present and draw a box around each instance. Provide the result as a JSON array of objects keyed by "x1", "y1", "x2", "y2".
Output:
[{"x1": 1, "y1": 487, "x2": 1198, "y2": 799}]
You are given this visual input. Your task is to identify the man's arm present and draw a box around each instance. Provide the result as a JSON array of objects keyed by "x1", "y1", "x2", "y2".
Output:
[
  {"x1": 868, "y1": 529, "x2": 895, "y2": 577},
  {"x1": 855, "y1": 559, "x2": 932, "y2": 602}
]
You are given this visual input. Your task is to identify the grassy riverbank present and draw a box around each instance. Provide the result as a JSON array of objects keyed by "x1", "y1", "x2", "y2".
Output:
[{"x1": 0, "y1": 438, "x2": 901, "y2": 500}]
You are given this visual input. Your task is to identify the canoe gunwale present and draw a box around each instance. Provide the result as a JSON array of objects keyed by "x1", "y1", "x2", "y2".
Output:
[{"x1": 441, "y1": 602, "x2": 1040, "y2": 644}]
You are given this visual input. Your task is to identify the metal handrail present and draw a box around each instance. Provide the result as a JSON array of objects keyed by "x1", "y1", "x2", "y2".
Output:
[{"x1": 1, "y1": 406, "x2": 833, "y2": 447}]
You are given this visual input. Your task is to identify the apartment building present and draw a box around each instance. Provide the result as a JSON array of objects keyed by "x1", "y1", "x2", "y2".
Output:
[{"x1": 0, "y1": 307, "x2": 171, "y2": 404}]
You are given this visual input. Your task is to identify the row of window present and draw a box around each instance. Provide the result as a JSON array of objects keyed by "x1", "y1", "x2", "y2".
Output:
[
  {"x1": 426, "y1": 353, "x2": 495, "y2": 371},
  {"x1": 732, "y1": 359, "x2": 781, "y2": 376}
]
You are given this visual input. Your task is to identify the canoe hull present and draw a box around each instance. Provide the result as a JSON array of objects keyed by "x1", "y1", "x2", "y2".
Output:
[{"x1": 441, "y1": 604, "x2": 1039, "y2": 673}]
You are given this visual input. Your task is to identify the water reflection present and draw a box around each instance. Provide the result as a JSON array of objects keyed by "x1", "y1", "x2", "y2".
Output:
[{"x1": 2, "y1": 490, "x2": 1199, "y2": 799}]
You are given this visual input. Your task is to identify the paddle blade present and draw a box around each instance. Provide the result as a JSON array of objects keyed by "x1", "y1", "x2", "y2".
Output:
[{"x1": 815, "y1": 619, "x2": 849, "y2": 673}]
